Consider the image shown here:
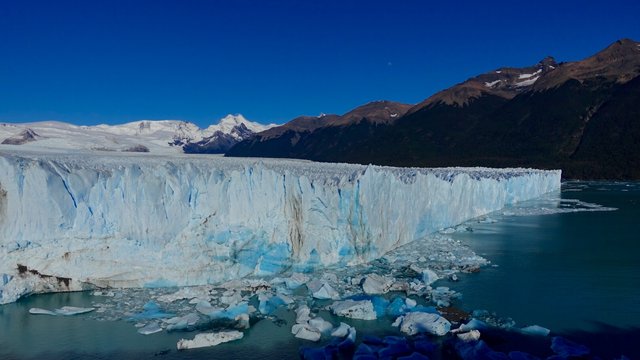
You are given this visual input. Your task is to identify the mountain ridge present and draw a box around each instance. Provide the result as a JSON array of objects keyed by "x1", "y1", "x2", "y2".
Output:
[{"x1": 226, "y1": 38, "x2": 640, "y2": 180}]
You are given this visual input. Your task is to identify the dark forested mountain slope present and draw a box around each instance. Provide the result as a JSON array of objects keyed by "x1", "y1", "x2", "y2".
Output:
[{"x1": 227, "y1": 39, "x2": 640, "y2": 179}]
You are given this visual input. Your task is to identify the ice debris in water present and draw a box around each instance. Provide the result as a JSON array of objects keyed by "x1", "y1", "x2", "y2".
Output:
[
  {"x1": 519, "y1": 324, "x2": 550, "y2": 337},
  {"x1": 29, "y1": 306, "x2": 95, "y2": 316},
  {"x1": 330, "y1": 300, "x2": 377, "y2": 320},
  {"x1": 362, "y1": 273, "x2": 394, "y2": 294},
  {"x1": 396, "y1": 312, "x2": 451, "y2": 336},
  {"x1": 138, "y1": 322, "x2": 162, "y2": 335},
  {"x1": 176, "y1": 330, "x2": 244, "y2": 350}
]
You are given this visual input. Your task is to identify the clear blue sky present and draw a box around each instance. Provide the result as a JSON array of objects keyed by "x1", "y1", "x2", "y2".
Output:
[{"x1": 1, "y1": 0, "x2": 639, "y2": 127}]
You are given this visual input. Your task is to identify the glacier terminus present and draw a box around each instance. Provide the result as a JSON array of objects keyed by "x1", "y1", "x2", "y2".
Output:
[{"x1": 0, "y1": 149, "x2": 560, "y2": 304}]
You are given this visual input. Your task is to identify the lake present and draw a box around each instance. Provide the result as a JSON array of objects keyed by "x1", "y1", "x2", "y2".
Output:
[{"x1": 0, "y1": 181, "x2": 637, "y2": 359}]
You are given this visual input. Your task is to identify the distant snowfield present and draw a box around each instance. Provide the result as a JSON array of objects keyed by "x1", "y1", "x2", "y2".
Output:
[
  {"x1": 0, "y1": 149, "x2": 560, "y2": 304},
  {"x1": 0, "y1": 115, "x2": 277, "y2": 154}
]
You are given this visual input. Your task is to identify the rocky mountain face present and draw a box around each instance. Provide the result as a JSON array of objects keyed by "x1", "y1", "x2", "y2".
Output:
[
  {"x1": 227, "y1": 39, "x2": 640, "y2": 180},
  {"x1": 226, "y1": 101, "x2": 412, "y2": 159}
]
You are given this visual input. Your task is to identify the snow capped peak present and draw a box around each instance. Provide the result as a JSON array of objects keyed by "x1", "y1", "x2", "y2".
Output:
[
  {"x1": 218, "y1": 114, "x2": 250, "y2": 127},
  {"x1": 204, "y1": 114, "x2": 277, "y2": 136}
]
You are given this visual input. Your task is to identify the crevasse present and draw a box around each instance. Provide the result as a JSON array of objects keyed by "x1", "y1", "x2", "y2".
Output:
[{"x1": 0, "y1": 151, "x2": 560, "y2": 303}]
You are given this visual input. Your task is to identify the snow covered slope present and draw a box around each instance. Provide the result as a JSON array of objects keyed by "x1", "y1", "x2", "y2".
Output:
[
  {"x1": 0, "y1": 149, "x2": 560, "y2": 303},
  {"x1": 0, "y1": 115, "x2": 276, "y2": 154}
]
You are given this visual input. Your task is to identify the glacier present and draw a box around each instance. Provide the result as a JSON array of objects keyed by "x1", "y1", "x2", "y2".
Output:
[{"x1": 0, "y1": 149, "x2": 560, "y2": 304}]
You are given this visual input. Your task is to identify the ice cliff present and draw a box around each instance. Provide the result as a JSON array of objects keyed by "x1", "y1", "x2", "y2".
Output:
[{"x1": 0, "y1": 150, "x2": 560, "y2": 303}]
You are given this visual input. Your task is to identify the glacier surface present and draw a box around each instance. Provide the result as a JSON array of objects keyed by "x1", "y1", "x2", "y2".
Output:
[{"x1": 0, "y1": 149, "x2": 560, "y2": 304}]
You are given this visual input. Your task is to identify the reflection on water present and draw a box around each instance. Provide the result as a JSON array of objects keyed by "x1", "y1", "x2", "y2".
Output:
[{"x1": 448, "y1": 182, "x2": 640, "y2": 335}]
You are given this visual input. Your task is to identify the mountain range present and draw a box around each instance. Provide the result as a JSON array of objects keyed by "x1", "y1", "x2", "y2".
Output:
[
  {"x1": 226, "y1": 39, "x2": 640, "y2": 180},
  {"x1": 0, "y1": 115, "x2": 276, "y2": 154}
]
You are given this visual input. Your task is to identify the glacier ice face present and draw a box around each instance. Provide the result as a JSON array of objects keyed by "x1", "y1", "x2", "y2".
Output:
[{"x1": 0, "y1": 150, "x2": 560, "y2": 303}]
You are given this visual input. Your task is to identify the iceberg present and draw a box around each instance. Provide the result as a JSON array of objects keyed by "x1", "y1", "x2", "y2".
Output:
[
  {"x1": 176, "y1": 330, "x2": 244, "y2": 350},
  {"x1": 0, "y1": 151, "x2": 560, "y2": 303},
  {"x1": 330, "y1": 300, "x2": 377, "y2": 320},
  {"x1": 138, "y1": 322, "x2": 163, "y2": 335},
  {"x1": 397, "y1": 312, "x2": 451, "y2": 336}
]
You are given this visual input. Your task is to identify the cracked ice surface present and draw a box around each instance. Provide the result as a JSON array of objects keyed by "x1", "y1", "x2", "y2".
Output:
[{"x1": 0, "y1": 150, "x2": 560, "y2": 303}]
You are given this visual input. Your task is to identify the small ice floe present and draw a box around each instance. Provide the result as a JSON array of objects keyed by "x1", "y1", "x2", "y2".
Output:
[
  {"x1": 138, "y1": 322, "x2": 163, "y2": 335},
  {"x1": 361, "y1": 273, "x2": 394, "y2": 294},
  {"x1": 308, "y1": 317, "x2": 333, "y2": 334},
  {"x1": 55, "y1": 306, "x2": 95, "y2": 315},
  {"x1": 396, "y1": 312, "x2": 451, "y2": 336},
  {"x1": 156, "y1": 286, "x2": 211, "y2": 303},
  {"x1": 306, "y1": 279, "x2": 339, "y2": 300},
  {"x1": 430, "y1": 286, "x2": 459, "y2": 307},
  {"x1": 130, "y1": 301, "x2": 173, "y2": 320},
  {"x1": 291, "y1": 323, "x2": 321, "y2": 341},
  {"x1": 330, "y1": 300, "x2": 377, "y2": 320},
  {"x1": 91, "y1": 290, "x2": 115, "y2": 297},
  {"x1": 457, "y1": 329, "x2": 481, "y2": 342},
  {"x1": 165, "y1": 313, "x2": 200, "y2": 331},
  {"x1": 258, "y1": 293, "x2": 290, "y2": 315},
  {"x1": 30, "y1": 306, "x2": 95, "y2": 316},
  {"x1": 519, "y1": 324, "x2": 550, "y2": 336},
  {"x1": 282, "y1": 273, "x2": 309, "y2": 290},
  {"x1": 176, "y1": 330, "x2": 244, "y2": 350},
  {"x1": 29, "y1": 308, "x2": 57, "y2": 316},
  {"x1": 220, "y1": 290, "x2": 243, "y2": 306},
  {"x1": 453, "y1": 318, "x2": 489, "y2": 333},
  {"x1": 331, "y1": 322, "x2": 356, "y2": 342},
  {"x1": 203, "y1": 302, "x2": 249, "y2": 321},
  {"x1": 295, "y1": 305, "x2": 312, "y2": 324}
]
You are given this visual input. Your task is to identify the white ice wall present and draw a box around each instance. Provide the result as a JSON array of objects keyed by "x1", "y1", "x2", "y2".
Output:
[{"x1": 0, "y1": 150, "x2": 560, "y2": 302}]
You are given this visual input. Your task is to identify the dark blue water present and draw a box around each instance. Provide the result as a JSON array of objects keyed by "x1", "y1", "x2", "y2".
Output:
[
  {"x1": 448, "y1": 181, "x2": 640, "y2": 358},
  {"x1": 0, "y1": 181, "x2": 638, "y2": 359}
]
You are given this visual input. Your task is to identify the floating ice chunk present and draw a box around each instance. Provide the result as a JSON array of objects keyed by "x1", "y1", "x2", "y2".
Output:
[
  {"x1": 457, "y1": 329, "x2": 481, "y2": 342},
  {"x1": 296, "y1": 305, "x2": 312, "y2": 324},
  {"x1": 130, "y1": 301, "x2": 173, "y2": 320},
  {"x1": 455, "y1": 318, "x2": 489, "y2": 333},
  {"x1": 362, "y1": 273, "x2": 394, "y2": 294},
  {"x1": 138, "y1": 322, "x2": 163, "y2": 335},
  {"x1": 156, "y1": 286, "x2": 211, "y2": 303},
  {"x1": 55, "y1": 306, "x2": 95, "y2": 316},
  {"x1": 177, "y1": 330, "x2": 244, "y2": 350},
  {"x1": 306, "y1": 280, "x2": 339, "y2": 300},
  {"x1": 387, "y1": 296, "x2": 408, "y2": 317},
  {"x1": 166, "y1": 313, "x2": 200, "y2": 331},
  {"x1": 92, "y1": 290, "x2": 115, "y2": 297},
  {"x1": 308, "y1": 317, "x2": 333, "y2": 334},
  {"x1": 520, "y1": 325, "x2": 550, "y2": 336},
  {"x1": 430, "y1": 287, "x2": 458, "y2": 307},
  {"x1": 330, "y1": 300, "x2": 376, "y2": 320},
  {"x1": 195, "y1": 300, "x2": 217, "y2": 316},
  {"x1": 235, "y1": 313, "x2": 250, "y2": 329},
  {"x1": 422, "y1": 269, "x2": 439, "y2": 286},
  {"x1": 331, "y1": 322, "x2": 356, "y2": 341},
  {"x1": 280, "y1": 273, "x2": 309, "y2": 289},
  {"x1": 208, "y1": 302, "x2": 249, "y2": 320},
  {"x1": 220, "y1": 290, "x2": 243, "y2": 306},
  {"x1": 391, "y1": 317, "x2": 403, "y2": 327},
  {"x1": 258, "y1": 293, "x2": 288, "y2": 315},
  {"x1": 397, "y1": 312, "x2": 451, "y2": 336},
  {"x1": 291, "y1": 323, "x2": 321, "y2": 341},
  {"x1": 405, "y1": 298, "x2": 417, "y2": 308},
  {"x1": 29, "y1": 308, "x2": 57, "y2": 316}
]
